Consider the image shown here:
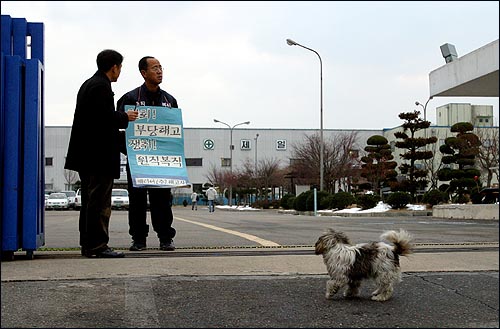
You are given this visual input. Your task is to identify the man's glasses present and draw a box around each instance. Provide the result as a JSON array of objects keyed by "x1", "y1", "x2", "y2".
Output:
[{"x1": 149, "y1": 65, "x2": 163, "y2": 73}]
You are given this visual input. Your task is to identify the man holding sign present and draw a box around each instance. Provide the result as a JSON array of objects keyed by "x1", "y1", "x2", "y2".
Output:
[{"x1": 117, "y1": 56, "x2": 180, "y2": 251}]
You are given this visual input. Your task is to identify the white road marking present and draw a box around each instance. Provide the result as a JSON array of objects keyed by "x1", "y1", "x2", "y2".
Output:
[
  {"x1": 125, "y1": 278, "x2": 160, "y2": 327},
  {"x1": 175, "y1": 216, "x2": 281, "y2": 247}
]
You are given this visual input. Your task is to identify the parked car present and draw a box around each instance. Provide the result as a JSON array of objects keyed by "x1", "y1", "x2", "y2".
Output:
[
  {"x1": 45, "y1": 193, "x2": 70, "y2": 210},
  {"x1": 61, "y1": 190, "x2": 77, "y2": 209},
  {"x1": 74, "y1": 189, "x2": 82, "y2": 210},
  {"x1": 111, "y1": 189, "x2": 129, "y2": 210}
]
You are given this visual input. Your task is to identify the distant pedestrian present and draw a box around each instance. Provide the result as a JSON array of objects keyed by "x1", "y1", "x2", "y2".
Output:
[
  {"x1": 191, "y1": 191, "x2": 198, "y2": 210},
  {"x1": 206, "y1": 186, "x2": 218, "y2": 213}
]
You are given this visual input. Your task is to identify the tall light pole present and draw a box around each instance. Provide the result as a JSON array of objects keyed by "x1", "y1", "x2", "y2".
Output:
[
  {"x1": 415, "y1": 96, "x2": 433, "y2": 122},
  {"x1": 286, "y1": 38, "x2": 324, "y2": 191},
  {"x1": 415, "y1": 97, "x2": 433, "y2": 142},
  {"x1": 214, "y1": 119, "x2": 250, "y2": 207},
  {"x1": 254, "y1": 133, "x2": 259, "y2": 202},
  {"x1": 254, "y1": 133, "x2": 259, "y2": 176}
]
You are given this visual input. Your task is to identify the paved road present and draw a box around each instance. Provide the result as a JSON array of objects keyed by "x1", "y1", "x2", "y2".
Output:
[
  {"x1": 41, "y1": 206, "x2": 499, "y2": 250},
  {"x1": 1, "y1": 208, "x2": 498, "y2": 328}
]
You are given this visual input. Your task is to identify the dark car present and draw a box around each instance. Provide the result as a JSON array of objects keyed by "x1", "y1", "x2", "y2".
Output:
[{"x1": 479, "y1": 187, "x2": 499, "y2": 204}]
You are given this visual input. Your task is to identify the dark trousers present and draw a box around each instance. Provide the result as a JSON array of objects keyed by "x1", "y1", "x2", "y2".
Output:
[
  {"x1": 78, "y1": 173, "x2": 114, "y2": 253},
  {"x1": 126, "y1": 164, "x2": 176, "y2": 243}
]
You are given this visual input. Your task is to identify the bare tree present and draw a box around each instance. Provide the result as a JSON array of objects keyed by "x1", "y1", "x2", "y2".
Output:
[
  {"x1": 257, "y1": 157, "x2": 282, "y2": 201},
  {"x1": 475, "y1": 127, "x2": 499, "y2": 187},
  {"x1": 234, "y1": 158, "x2": 256, "y2": 205},
  {"x1": 64, "y1": 169, "x2": 79, "y2": 191},
  {"x1": 204, "y1": 164, "x2": 231, "y2": 200},
  {"x1": 290, "y1": 131, "x2": 360, "y2": 193}
]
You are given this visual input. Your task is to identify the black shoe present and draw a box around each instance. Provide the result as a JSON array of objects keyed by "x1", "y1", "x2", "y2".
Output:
[
  {"x1": 160, "y1": 240, "x2": 175, "y2": 251},
  {"x1": 95, "y1": 248, "x2": 125, "y2": 258},
  {"x1": 129, "y1": 241, "x2": 147, "y2": 251},
  {"x1": 83, "y1": 247, "x2": 124, "y2": 258}
]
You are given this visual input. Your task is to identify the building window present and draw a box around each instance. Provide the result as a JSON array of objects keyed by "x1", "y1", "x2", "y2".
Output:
[
  {"x1": 45, "y1": 157, "x2": 53, "y2": 166},
  {"x1": 221, "y1": 158, "x2": 231, "y2": 167},
  {"x1": 186, "y1": 158, "x2": 203, "y2": 166}
]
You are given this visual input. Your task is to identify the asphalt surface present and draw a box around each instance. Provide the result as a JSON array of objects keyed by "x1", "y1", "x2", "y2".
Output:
[{"x1": 1, "y1": 209, "x2": 499, "y2": 328}]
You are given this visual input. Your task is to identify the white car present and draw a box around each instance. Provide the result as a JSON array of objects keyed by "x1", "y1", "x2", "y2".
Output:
[
  {"x1": 61, "y1": 190, "x2": 76, "y2": 209},
  {"x1": 111, "y1": 189, "x2": 129, "y2": 210},
  {"x1": 45, "y1": 193, "x2": 70, "y2": 210},
  {"x1": 74, "y1": 189, "x2": 82, "y2": 210}
]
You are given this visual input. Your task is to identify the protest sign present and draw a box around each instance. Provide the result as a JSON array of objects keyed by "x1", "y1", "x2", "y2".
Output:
[{"x1": 125, "y1": 105, "x2": 190, "y2": 188}]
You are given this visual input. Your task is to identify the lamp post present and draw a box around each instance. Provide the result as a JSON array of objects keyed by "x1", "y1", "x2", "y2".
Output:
[
  {"x1": 214, "y1": 119, "x2": 250, "y2": 207},
  {"x1": 286, "y1": 38, "x2": 324, "y2": 191},
  {"x1": 415, "y1": 97, "x2": 433, "y2": 142},
  {"x1": 254, "y1": 133, "x2": 259, "y2": 176},
  {"x1": 254, "y1": 133, "x2": 259, "y2": 202},
  {"x1": 415, "y1": 96, "x2": 433, "y2": 122}
]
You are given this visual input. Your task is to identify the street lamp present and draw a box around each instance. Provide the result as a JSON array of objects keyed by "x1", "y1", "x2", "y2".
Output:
[
  {"x1": 214, "y1": 119, "x2": 250, "y2": 207},
  {"x1": 415, "y1": 96, "x2": 433, "y2": 122},
  {"x1": 254, "y1": 133, "x2": 259, "y2": 202},
  {"x1": 415, "y1": 97, "x2": 433, "y2": 143},
  {"x1": 254, "y1": 133, "x2": 259, "y2": 176},
  {"x1": 286, "y1": 38, "x2": 324, "y2": 191}
]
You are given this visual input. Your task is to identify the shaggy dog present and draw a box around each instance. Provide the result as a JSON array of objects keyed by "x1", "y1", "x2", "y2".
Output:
[{"x1": 315, "y1": 228, "x2": 413, "y2": 302}]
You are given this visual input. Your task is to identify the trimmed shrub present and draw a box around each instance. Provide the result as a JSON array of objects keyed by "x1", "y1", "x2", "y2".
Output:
[
  {"x1": 330, "y1": 192, "x2": 356, "y2": 210},
  {"x1": 356, "y1": 194, "x2": 380, "y2": 210},
  {"x1": 422, "y1": 189, "x2": 448, "y2": 206},
  {"x1": 305, "y1": 190, "x2": 330, "y2": 210},
  {"x1": 280, "y1": 194, "x2": 294, "y2": 209},
  {"x1": 386, "y1": 192, "x2": 412, "y2": 209},
  {"x1": 294, "y1": 190, "x2": 313, "y2": 211},
  {"x1": 287, "y1": 196, "x2": 296, "y2": 209}
]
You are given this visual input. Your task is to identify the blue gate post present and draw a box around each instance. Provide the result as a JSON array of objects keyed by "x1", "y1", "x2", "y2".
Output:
[
  {"x1": 1, "y1": 15, "x2": 45, "y2": 260},
  {"x1": 1, "y1": 55, "x2": 23, "y2": 256}
]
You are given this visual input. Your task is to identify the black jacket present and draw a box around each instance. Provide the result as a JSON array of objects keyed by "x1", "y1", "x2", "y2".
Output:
[
  {"x1": 65, "y1": 71, "x2": 129, "y2": 178},
  {"x1": 117, "y1": 84, "x2": 178, "y2": 154}
]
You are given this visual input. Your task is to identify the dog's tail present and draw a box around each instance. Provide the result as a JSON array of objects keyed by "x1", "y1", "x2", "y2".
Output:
[{"x1": 380, "y1": 229, "x2": 413, "y2": 256}]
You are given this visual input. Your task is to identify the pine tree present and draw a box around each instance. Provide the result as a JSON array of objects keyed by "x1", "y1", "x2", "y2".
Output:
[
  {"x1": 360, "y1": 135, "x2": 397, "y2": 196},
  {"x1": 394, "y1": 110, "x2": 437, "y2": 201},
  {"x1": 437, "y1": 122, "x2": 481, "y2": 203}
]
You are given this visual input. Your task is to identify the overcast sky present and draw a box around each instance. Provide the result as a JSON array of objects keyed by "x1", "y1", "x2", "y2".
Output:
[{"x1": 2, "y1": 1, "x2": 499, "y2": 130}]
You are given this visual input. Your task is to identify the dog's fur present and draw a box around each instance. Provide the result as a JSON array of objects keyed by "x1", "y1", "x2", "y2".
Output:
[{"x1": 315, "y1": 228, "x2": 413, "y2": 302}]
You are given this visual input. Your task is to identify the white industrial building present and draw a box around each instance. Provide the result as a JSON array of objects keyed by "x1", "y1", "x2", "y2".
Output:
[
  {"x1": 44, "y1": 127, "x2": 380, "y2": 194},
  {"x1": 44, "y1": 102, "x2": 498, "y2": 198}
]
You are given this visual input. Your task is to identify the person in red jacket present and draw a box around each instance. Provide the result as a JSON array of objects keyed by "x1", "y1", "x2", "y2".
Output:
[{"x1": 65, "y1": 49, "x2": 138, "y2": 258}]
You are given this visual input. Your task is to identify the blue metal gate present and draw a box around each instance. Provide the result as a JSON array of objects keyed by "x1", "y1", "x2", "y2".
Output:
[{"x1": 1, "y1": 15, "x2": 45, "y2": 260}]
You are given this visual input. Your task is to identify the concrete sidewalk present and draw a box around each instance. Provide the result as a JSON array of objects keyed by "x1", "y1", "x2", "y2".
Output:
[
  {"x1": 1, "y1": 246, "x2": 499, "y2": 328},
  {"x1": 2, "y1": 245, "x2": 498, "y2": 282}
]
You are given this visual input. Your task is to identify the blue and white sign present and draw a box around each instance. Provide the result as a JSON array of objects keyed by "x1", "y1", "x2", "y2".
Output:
[{"x1": 125, "y1": 105, "x2": 190, "y2": 188}]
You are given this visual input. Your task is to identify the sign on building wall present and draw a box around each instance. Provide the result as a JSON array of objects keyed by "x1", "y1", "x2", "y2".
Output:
[
  {"x1": 125, "y1": 105, "x2": 190, "y2": 188},
  {"x1": 203, "y1": 139, "x2": 215, "y2": 150},
  {"x1": 276, "y1": 139, "x2": 287, "y2": 150},
  {"x1": 241, "y1": 139, "x2": 251, "y2": 150}
]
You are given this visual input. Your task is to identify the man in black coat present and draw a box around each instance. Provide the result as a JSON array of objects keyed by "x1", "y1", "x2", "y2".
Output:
[
  {"x1": 117, "y1": 56, "x2": 178, "y2": 252},
  {"x1": 65, "y1": 49, "x2": 138, "y2": 258}
]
